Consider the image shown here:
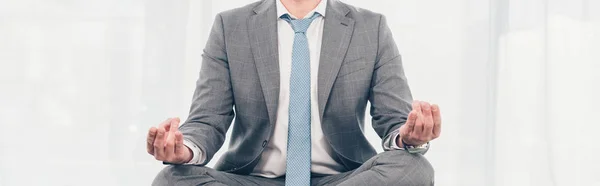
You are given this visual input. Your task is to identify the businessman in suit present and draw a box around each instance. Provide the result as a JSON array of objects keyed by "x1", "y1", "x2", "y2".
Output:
[{"x1": 148, "y1": 0, "x2": 442, "y2": 185}]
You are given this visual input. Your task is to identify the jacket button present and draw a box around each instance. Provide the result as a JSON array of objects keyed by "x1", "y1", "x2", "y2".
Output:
[{"x1": 262, "y1": 140, "x2": 268, "y2": 147}]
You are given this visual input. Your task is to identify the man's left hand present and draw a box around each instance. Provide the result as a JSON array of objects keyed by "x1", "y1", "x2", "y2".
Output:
[{"x1": 398, "y1": 100, "x2": 442, "y2": 146}]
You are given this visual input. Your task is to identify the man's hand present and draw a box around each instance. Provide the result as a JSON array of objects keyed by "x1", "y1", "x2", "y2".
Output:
[
  {"x1": 398, "y1": 100, "x2": 442, "y2": 146},
  {"x1": 146, "y1": 117, "x2": 193, "y2": 164}
]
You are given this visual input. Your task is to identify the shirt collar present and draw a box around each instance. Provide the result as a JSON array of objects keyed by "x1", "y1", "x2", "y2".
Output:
[{"x1": 276, "y1": 0, "x2": 327, "y2": 19}]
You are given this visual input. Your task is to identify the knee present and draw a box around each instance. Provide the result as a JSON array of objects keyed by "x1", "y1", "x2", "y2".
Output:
[
  {"x1": 403, "y1": 153, "x2": 434, "y2": 185},
  {"x1": 376, "y1": 151, "x2": 434, "y2": 185},
  {"x1": 152, "y1": 165, "x2": 213, "y2": 186}
]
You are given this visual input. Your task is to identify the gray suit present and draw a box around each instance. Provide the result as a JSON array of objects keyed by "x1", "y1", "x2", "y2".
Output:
[{"x1": 153, "y1": 0, "x2": 434, "y2": 185}]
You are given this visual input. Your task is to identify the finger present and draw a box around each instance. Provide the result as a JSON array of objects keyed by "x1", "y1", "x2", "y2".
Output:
[
  {"x1": 432, "y1": 104, "x2": 442, "y2": 138},
  {"x1": 169, "y1": 117, "x2": 180, "y2": 133},
  {"x1": 153, "y1": 128, "x2": 166, "y2": 160},
  {"x1": 164, "y1": 131, "x2": 176, "y2": 162},
  {"x1": 412, "y1": 101, "x2": 424, "y2": 136},
  {"x1": 164, "y1": 118, "x2": 180, "y2": 161},
  {"x1": 159, "y1": 118, "x2": 173, "y2": 132},
  {"x1": 165, "y1": 117, "x2": 180, "y2": 147},
  {"x1": 412, "y1": 100, "x2": 422, "y2": 113},
  {"x1": 159, "y1": 118, "x2": 174, "y2": 142},
  {"x1": 147, "y1": 127, "x2": 158, "y2": 155},
  {"x1": 421, "y1": 101, "x2": 434, "y2": 139}
]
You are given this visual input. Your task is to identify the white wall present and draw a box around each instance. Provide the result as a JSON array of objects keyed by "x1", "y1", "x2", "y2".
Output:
[{"x1": 0, "y1": 0, "x2": 599, "y2": 185}]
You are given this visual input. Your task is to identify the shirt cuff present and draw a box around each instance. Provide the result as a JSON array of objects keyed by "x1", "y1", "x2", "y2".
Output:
[
  {"x1": 382, "y1": 129, "x2": 404, "y2": 151},
  {"x1": 183, "y1": 139, "x2": 206, "y2": 165}
]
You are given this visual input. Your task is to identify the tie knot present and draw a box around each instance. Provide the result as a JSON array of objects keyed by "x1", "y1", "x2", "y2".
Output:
[{"x1": 281, "y1": 13, "x2": 320, "y2": 33}]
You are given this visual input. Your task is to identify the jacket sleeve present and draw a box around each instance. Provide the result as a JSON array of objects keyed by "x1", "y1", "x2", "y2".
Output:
[
  {"x1": 369, "y1": 14, "x2": 414, "y2": 150},
  {"x1": 179, "y1": 13, "x2": 235, "y2": 165}
]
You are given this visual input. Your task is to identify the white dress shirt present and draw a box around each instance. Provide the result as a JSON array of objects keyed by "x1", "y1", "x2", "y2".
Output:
[
  {"x1": 183, "y1": 0, "x2": 403, "y2": 178},
  {"x1": 249, "y1": 0, "x2": 347, "y2": 178}
]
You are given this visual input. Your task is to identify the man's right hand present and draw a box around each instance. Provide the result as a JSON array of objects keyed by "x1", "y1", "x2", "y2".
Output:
[{"x1": 146, "y1": 117, "x2": 193, "y2": 164}]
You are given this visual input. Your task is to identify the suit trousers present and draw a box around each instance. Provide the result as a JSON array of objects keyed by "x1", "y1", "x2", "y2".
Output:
[{"x1": 152, "y1": 150, "x2": 434, "y2": 186}]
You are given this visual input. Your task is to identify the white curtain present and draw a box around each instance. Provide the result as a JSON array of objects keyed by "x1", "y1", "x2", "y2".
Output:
[{"x1": 1, "y1": 0, "x2": 599, "y2": 185}]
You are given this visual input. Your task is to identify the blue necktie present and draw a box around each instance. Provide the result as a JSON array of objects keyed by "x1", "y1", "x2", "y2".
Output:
[{"x1": 281, "y1": 13, "x2": 320, "y2": 186}]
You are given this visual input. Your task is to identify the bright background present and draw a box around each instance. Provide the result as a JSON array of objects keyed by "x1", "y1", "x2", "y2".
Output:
[{"x1": 1, "y1": 0, "x2": 599, "y2": 185}]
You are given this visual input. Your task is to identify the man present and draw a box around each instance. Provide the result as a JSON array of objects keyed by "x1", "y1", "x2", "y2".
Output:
[{"x1": 148, "y1": 0, "x2": 442, "y2": 185}]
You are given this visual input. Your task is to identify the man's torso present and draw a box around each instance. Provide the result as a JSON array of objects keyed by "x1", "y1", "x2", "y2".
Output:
[{"x1": 206, "y1": 0, "x2": 385, "y2": 174}]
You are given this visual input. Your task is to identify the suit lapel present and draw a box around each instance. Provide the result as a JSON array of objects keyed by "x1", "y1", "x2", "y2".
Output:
[
  {"x1": 318, "y1": 0, "x2": 354, "y2": 120},
  {"x1": 248, "y1": 0, "x2": 354, "y2": 123},
  {"x1": 249, "y1": 0, "x2": 280, "y2": 126}
]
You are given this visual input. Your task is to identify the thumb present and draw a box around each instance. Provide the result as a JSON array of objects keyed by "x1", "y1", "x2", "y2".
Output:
[
  {"x1": 174, "y1": 131, "x2": 185, "y2": 154},
  {"x1": 401, "y1": 111, "x2": 417, "y2": 136},
  {"x1": 174, "y1": 131, "x2": 192, "y2": 162}
]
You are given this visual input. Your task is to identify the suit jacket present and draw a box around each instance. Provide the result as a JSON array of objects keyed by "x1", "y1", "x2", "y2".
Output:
[{"x1": 179, "y1": 0, "x2": 413, "y2": 175}]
